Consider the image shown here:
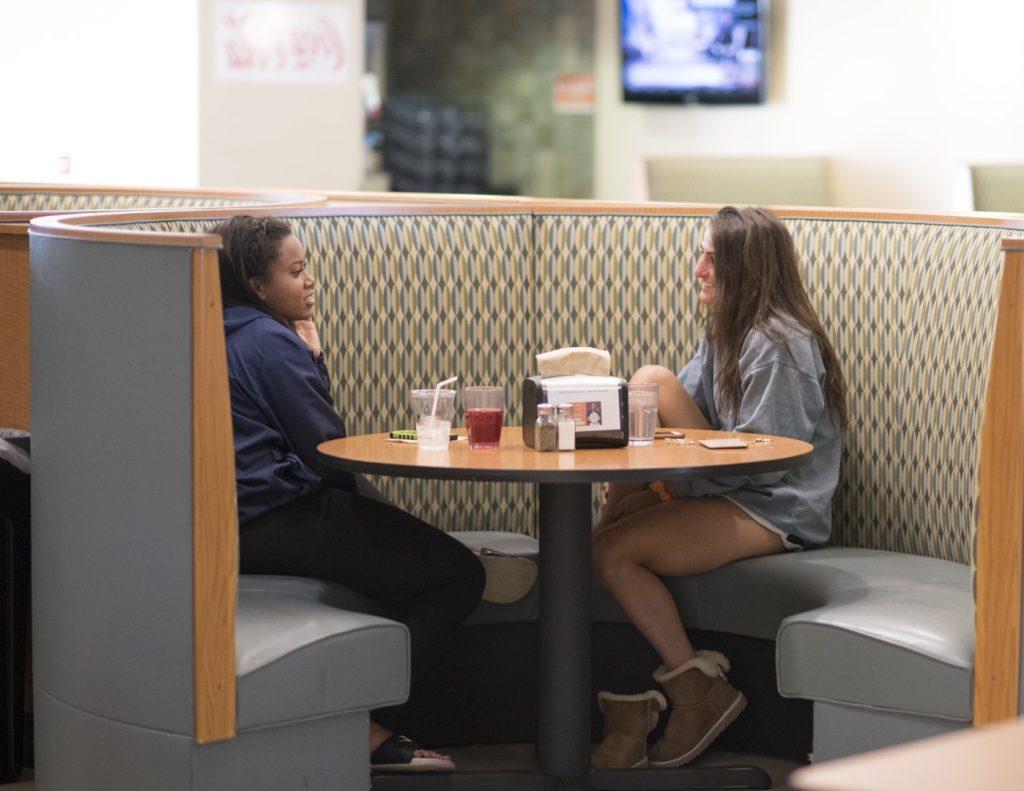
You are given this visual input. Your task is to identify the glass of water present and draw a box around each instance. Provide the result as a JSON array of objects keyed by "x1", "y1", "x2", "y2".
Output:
[
  {"x1": 411, "y1": 389, "x2": 456, "y2": 451},
  {"x1": 627, "y1": 383, "x2": 659, "y2": 446}
]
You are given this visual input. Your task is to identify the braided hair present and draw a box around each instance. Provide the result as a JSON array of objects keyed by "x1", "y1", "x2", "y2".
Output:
[{"x1": 213, "y1": 215, "x2": 294, "y2": 321}]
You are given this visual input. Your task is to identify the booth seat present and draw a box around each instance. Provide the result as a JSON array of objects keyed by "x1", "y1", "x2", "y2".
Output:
[{"x1": 29, "y1": 202, "x2": 1024, "y2": 788}]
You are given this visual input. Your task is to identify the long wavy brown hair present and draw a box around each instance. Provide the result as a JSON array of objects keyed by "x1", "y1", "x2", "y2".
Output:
[{"x1": 704, "y1": 206, "x2": 848, "y2": 429}]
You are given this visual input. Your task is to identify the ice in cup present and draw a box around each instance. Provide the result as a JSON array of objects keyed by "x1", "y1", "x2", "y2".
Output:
[
  {"x1": 463, "y1": 386, "x2": 505, "y2": 449},
  {"x1": 628, "y1": 383, "x2": 659, "y2": 446},
  {"x1": 411, "y1": 389, "x2": 456, "y2": 451}
]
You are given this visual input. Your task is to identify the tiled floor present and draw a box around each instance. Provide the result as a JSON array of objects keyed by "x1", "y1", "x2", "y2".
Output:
[{"x1": 7, "y1": 748, "x2": 800, "y2": 789}]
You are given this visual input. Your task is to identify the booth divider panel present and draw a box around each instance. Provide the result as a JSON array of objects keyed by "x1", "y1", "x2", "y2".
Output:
[{"x1": 30, "y1": 237, "x2": 196, "y2": 733}]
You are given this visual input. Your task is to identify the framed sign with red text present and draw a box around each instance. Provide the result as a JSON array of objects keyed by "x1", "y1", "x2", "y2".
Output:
[{"x1": 213, "y1": 1, "x2": 349, "y2": 84}]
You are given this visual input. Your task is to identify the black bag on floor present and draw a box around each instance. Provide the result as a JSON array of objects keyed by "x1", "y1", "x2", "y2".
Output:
[{"x1": 0, "y1": 432, "x2": 30, "y2": 783}]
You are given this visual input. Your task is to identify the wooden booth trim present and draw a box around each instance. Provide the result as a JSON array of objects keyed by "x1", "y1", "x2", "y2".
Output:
[
  {"x1": 0, "y1": 182, "x2": 326, "y2": 222},
  {"x1": 192, "y1": 247, "x2": 238, "y2": 743},
  {"x1": 328, "y1": 190, "x2": 533, "y2": 206},
  {"x1": 0, "y1": 233, "x2": 29, "y2": 430},
  {"x1": 528, "y1": 199, "x2": 1024, "y2": 228},
  {"x1": 975, "y1": 244, "x2": 1024, "y2": 725}
]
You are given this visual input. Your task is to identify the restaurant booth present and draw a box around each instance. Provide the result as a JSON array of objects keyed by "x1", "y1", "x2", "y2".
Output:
[{"x1": 23, "y1": 199, "x2": 1024, "y2": 790}]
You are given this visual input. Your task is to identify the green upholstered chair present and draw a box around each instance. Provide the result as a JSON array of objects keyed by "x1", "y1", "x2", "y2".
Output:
[
  {"x1": 645, "y1": 157, "x2": 831, "y2": 206},
  {"x1": 971, "y1": 165, "x2": 1024, "y2": 212}
]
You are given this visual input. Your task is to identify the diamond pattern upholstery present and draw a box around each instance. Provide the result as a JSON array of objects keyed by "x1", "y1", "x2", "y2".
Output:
[
  {"x1": 109, "y1": 210, "x2": 1024, "y2": 563},
  {"x1": 0, "y1": 192, "x2": 261, "y2": 212}
]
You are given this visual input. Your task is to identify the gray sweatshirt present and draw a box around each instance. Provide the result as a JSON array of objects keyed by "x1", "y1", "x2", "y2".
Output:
[{"x1": 675, "y1": 321, "x2": 841, "y2": 546}]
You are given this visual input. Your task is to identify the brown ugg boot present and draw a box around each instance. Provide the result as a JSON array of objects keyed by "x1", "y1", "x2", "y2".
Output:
[
  {"x1": 590, "y1": 690, "x2": 667, "y2": 769},
  {"x1": 648, "y1": 651, "x2": 746, "y2": 768}
]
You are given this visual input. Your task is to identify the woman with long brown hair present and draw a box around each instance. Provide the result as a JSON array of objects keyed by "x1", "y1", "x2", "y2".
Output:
[{"x1": 590, "y1": 206, "x2": 846, "y2": 770}]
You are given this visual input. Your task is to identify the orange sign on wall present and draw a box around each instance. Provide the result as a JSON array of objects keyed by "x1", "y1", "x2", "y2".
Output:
[{"x1": 553, "y1": 72, "x2": 595, "y2": 114}]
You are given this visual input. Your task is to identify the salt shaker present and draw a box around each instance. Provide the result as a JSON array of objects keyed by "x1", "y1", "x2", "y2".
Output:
[
  {"x1": 556, "y1": 403, "x2": 576, "y2": 451},
  {"x1": 534, "y1": 404, "x2": 558, "y2": 452}
]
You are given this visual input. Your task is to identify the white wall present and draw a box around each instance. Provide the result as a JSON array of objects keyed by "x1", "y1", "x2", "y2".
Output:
[
  {"x1": 0, "y1": 1, "x2": 199, "y2": 186},
  {"x1": 595, "y1": 0, "x2": 1024, "y2": 210},
  {"x1": 198, "y1": 0, "x2": 365, "y2": 190}
]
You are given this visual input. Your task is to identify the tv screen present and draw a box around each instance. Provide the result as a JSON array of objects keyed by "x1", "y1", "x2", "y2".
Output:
[{"x1": 621, "y1": 0, "x2": 767, "y2": 105}]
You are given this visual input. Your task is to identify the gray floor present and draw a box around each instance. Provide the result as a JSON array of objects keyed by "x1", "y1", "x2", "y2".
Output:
[
  {"x1": 446, "y1": 744, "x2": 800, "y2": 788},
  {"x1": 7, "y1": 748, "x2": 800, "y2": 789}
]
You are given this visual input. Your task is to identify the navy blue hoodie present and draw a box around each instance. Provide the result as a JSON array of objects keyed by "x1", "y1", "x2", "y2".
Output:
[{"x1": 224, "y1": 306, "x2": 356, "y2": 525}]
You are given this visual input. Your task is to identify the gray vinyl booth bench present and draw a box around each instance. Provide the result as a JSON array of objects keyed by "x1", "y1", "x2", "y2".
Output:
[{"x1": 28, "y1": 201, "x2": 1024, "y2": 790}]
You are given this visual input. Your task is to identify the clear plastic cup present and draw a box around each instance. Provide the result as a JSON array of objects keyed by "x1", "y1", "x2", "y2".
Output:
[
  {"x1": 628, "y1": 383, "x2": 659, "y2": 446},
  {"x1": 411, "y1": 389, "x2": 456, "y2": 451},
  {"x1": 463, "y1": 386, "x2": 505, "y2": 449}
]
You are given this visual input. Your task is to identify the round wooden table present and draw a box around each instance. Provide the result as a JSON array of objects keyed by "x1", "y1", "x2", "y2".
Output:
[{"x1": 319, "y1": 427, "x2": 814, "y2": 791}]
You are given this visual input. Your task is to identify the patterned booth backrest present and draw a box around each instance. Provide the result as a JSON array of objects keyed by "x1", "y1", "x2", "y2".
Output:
[
  {"x1": 536, "y1": 211, "x2": 1024, "y2": 564},
  {"x1": 0, "y1": 188, "x2": 321, "y2": 216},
  {"x1": 107, "y1": 210, "x2": 542, "y2": 535},
  {"x1": 106, "y1": 207, "x2": 1024, "y2": 564}
]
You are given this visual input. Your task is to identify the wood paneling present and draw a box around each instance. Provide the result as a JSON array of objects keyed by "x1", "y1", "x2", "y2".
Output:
[
  {"x1": 191, "y1": 247, "x2": 237, "y2": 743},
  {"x1": 975, "y1": 245, "x2": 1024, "y2": 725},
  {"x1": 0, "y1": 232, "x2": 30, "y2": 430}
]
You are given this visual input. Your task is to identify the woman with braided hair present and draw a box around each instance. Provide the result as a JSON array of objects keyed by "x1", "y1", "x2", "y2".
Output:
[{"x1": 214, "y1": 215, "x2": 484, "y2": 774}]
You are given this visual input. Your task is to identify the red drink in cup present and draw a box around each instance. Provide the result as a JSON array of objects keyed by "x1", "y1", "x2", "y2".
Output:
[
  {"x1": 463, "y1": 386, "x2": 505, "y2": 449},
  {"x1": 466, "y1": 408, "x2": 504, "y2": 448}
]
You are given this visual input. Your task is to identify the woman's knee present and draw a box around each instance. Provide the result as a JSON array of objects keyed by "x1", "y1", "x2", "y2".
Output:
[{"x1": 631, "y1": 365, "x2": 676, "y2": 387}]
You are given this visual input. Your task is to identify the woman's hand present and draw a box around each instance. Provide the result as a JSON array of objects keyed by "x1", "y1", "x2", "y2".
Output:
[
  {"x1": 293, "y1": 319, "x2": 323, "y2": 358},
  {"x1": 595, "y1": 481, "x2": 658, "y2": 531}
]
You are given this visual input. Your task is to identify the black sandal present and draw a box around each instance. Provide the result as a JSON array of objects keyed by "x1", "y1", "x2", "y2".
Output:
[{"x1": 370, "y1": 734, "x2": 455, "y2": 773}]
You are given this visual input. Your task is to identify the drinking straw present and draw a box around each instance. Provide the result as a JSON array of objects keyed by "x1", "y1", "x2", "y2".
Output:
[{"x1": 430, "y1": 376, "x2": 458, "y2": 420}]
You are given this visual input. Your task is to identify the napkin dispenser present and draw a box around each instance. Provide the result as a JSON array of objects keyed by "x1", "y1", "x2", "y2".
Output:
[{"x1": 522, "y1": 375, "x2": 629, "y2": 448}]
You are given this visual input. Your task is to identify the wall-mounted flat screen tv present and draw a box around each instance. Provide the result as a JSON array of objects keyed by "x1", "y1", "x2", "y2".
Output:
[{"x1": 622, "y1": 0, "x2": 767, "y2": 105}]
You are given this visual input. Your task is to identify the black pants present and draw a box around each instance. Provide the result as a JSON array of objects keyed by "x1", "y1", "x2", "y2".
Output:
[{"x1": 240, "y1": 487, "x2": 485, "y2": 733}]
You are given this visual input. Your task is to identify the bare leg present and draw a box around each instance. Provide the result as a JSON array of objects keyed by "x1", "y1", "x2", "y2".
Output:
[
  {"x1": 592, "y1": 497, "x2": 784, "y2": 668},
  {"x1": 630, "y1": 364, "x2": 711, "y2": 431},
  {"x1": 598, "y1": 366, "x2": 711, "y2": 529}
]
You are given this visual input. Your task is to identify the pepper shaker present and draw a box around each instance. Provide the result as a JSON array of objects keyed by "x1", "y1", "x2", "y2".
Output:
[{"x1": 534, "y1": 404, "x2": 558, "y2": 452}]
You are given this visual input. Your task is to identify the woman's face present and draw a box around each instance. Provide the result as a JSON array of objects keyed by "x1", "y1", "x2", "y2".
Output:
[
  {"x1": 695, "y1": 230, "x2": 717, "y2": 305},
  {"x1": 250, "y1": 234, "x2": 315, "y2": 322}
]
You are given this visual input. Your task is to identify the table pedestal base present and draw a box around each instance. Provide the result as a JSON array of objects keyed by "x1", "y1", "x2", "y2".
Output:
[{"x1": 372, "y1": 479, "x2": 770, "y2": 791}]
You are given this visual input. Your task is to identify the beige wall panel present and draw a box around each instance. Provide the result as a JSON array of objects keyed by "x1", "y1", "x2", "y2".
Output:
[{"x1": 199, "y1": 0, "x2": 365, "y2": 190}]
